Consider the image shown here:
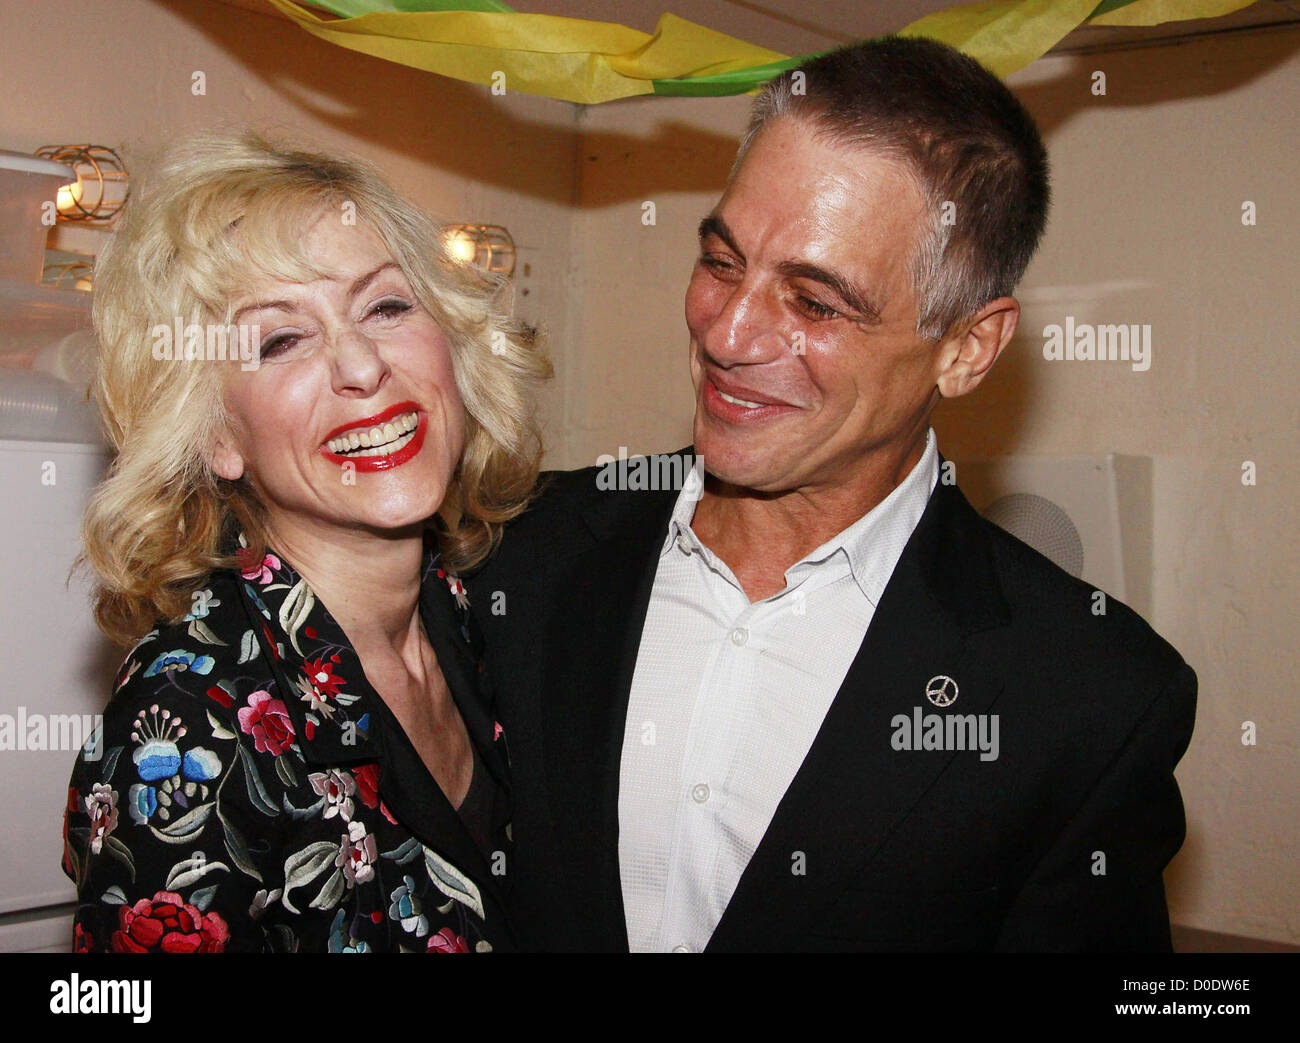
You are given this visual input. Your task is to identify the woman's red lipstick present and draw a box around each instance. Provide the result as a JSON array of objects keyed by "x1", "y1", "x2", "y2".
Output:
[{"x1": 318, "y1": 400, "x2": 426, "y2": 473}]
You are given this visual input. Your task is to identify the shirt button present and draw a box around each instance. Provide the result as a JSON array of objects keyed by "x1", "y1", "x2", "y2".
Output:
[
  {"x1": 691, "y1": 783, "x2": 710, "y2": 803},
  {"x1": 671, "y1": 943, "x2": 692, "y2": 953},
  {"x1": 729, "y1": 627, "x2": 748, "y2": 646},
  {"x1": 676, "y1": 533, "x2": 692, "y2": 555}
]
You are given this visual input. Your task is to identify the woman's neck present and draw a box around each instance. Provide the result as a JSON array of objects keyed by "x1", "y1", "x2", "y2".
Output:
[{"x1": 261, "y1": 515, "x2": 427, "y2": 663}]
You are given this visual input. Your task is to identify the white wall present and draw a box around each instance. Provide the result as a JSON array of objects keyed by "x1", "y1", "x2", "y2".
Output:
[{"x1": 3, "y1": 0, "x2": 1296, "y2": 944}]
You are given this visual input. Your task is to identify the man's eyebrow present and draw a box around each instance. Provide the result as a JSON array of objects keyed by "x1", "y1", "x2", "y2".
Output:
[
  {"x1": 698, "y1": 214, "x2": 739, "y2": 254},
  {"x1": 777, "y1": 261, "x2": 882, "y2": 325},
  {"x1": 231, "y1": 262, "x2": 401, "y2": 323},
  {"x1": 699, "y1": 214, "x2": 881, "y2": 324}
]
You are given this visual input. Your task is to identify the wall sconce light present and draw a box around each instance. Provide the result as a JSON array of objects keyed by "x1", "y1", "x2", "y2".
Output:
[
  {"x1": 443, "y1": 224, "x2": 515, "y2": 277},
  {"x1": 36, "y1": 144, "x2": 128, "y2": 222}
]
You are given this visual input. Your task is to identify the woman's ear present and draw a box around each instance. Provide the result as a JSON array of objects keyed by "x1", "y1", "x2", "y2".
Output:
[{"x1": 209, "y1": 426, "x2": 246, "y2": 482}]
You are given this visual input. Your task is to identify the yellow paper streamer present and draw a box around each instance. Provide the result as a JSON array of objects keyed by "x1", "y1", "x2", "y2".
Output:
[
  {"x1": 898, "y1": 0, "x2": 1102, "y2": 78},
  {"x1": 263, "y1": 0, "x2": 784, "y2": 104},
  {"x1": 1089, "y1": 0, "x2": 1257, "y2": 26},
  {"x1": 262, "y1": 0, "x2": 1268, "y2": 104}
]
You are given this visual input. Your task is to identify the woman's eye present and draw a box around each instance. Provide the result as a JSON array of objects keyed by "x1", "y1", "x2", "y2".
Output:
[
  {"x1": 368, "y1": 298, "x2": 412, "y2": 319},
  {"x1": 258, "y1": 333, "x2": 300, "y2": 359}
]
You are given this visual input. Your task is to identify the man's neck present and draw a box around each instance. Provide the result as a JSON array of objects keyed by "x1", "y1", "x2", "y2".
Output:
[{"x1": 689, "y1": 432, "x2": 931, "y2": 603}]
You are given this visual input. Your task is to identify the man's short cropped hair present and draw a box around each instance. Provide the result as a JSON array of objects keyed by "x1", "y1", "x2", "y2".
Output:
[{"x1": 741, "y1": 35, "x2": 1051, "y2": 340}]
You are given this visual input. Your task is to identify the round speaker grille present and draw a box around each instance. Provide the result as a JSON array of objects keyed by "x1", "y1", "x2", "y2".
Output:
[{"x1": 983, "y1": 492, "x2": 1085, "y2": 578}]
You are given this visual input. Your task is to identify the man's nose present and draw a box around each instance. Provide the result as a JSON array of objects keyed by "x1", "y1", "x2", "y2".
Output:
[
  {"x1": 328, "y1": 326, "x2": 390, "y2": 396},
  {"x1": 700, "y1": 281, "x2": 791, "y2": 366}
]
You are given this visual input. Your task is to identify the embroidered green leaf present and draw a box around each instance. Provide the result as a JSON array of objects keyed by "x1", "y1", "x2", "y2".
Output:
[
  {"x1": 423, "y1": 845, "x2": 484, "y2": 920},
  {"x1": 237, "y1": 746, "x2": 279, "y2": 816},
  {"x1": 281, "y1": 840, "x2": 339, "y2": 915},
  {"x1": 166, "y1": 853, "x2": 229, "y2": 890},
  {"x1": 187, "y1": 618, "x2": 227, "y2": 646},
  {"x1": 310, "y1": 867, "x2": 346, "y2": 911},
  {"x1": 102, "y1": 835, "x2": 136, "y2": 882},
  {"x1": 101, "y1": 885, "x2": 128, "y2": 906},
  {"x1": 151, "y1": 802, "x2": 214, "y2": 842},
  {"x1": 279, "y1": 578, "x2": 315, "y2": 657},
  {"x1": 190, "y1": 884, "x2": 218, "y2": 912},
  {"x1": 100, "y1": 745, "x2": 123, "y2": 779},
  {"x1": 218, "y1": 806, "x2": 264, "y2": 882},
  {"x1": 63, "y1": 834, "x2": 81, "y2": 885},
  {"x1": 207, "y1": 707, "x2": 237, "y2": 740},
  {"x1": 381, "y1": 837, "x2": 422, "y2": 864},
  {"x1": 238, "y1": 628, "x2": 261, "y2": 664},
  {"x1": 274, "y1": 754, "x2": 297, "y2": 788}
]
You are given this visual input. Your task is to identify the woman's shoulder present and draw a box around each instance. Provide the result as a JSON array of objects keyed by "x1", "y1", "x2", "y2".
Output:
[{"x1": 107, "y1": 569, "x2": 269, "y2": 711}]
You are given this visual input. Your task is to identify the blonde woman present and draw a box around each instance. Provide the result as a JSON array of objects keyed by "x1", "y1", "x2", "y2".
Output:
[{"x1": 60, "y1": 131, "x2": 549, "y2": 952}]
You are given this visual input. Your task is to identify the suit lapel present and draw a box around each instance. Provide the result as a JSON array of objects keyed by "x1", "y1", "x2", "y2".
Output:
[
  {"x1": 538, "y1": 474, "x2": 681, "y2": 951},
  {"x1": 708, "y1": 479, "x2": 1011, "y2": 950}
]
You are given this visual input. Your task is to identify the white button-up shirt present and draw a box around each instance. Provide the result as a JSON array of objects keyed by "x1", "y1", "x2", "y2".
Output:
[{"x1": 618, "y1": 429, "x2": 940, "y2": 953}]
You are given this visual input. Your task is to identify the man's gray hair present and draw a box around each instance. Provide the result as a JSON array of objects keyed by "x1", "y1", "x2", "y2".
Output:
[{"x1": 737, "y1": 36, "x2": 1051, "y2": 341}]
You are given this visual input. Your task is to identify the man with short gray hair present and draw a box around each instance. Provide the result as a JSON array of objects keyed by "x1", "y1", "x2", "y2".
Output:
[{"x1": 471, "y1": 35, "x2": 1196, "y2": 953}]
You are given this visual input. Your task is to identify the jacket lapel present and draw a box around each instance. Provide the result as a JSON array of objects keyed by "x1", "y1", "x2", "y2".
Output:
[
  {"x1": 537, "y1": 473, "x2": 682, "y2": 951},
  {"x1": 707, "y1": 478, "x2": 1011, "y2": 951},
  {"x1": 232, "y1": 542, "x2": 513, "y2": 933}
]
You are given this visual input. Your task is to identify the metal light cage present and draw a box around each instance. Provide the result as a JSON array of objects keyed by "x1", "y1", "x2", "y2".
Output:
[
  {"x1": 35, "y1": 144, "x2": 128, "y2": 222},
  {"x1": 442, "y1": 223, "x2": 515, "y2": 276}
]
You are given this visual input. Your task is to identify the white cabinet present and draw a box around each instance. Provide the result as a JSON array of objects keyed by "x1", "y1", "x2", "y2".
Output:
[{"x1": 0, "y1": 439, "x2": 116, "y2": 949}]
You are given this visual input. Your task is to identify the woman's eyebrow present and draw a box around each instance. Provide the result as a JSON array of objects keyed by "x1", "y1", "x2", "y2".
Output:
[{"x1": 231, "y1": 262, "x2": 403, "y2": 322}]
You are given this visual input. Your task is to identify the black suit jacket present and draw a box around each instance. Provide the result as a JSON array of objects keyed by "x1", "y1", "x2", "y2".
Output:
[{"x1": 468, "y1": 452, "x2": 1196, "y2": 952}]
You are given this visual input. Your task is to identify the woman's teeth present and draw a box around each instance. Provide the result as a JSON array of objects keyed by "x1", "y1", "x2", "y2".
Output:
[
  {"x1": 718, "y1": 389, "x2": 764, "y2": 408},
  {"x1": 325, "y1": 411, "x2": 419, "y2": 457}
]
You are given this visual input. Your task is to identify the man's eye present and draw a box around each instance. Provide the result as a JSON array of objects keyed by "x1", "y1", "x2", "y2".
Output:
[
  {"x1": 699, "y1": 255, "x2": 740, "y2": 276},
  {"x1": 795, "y1": 295, "x2": 840, "y2": 320}
]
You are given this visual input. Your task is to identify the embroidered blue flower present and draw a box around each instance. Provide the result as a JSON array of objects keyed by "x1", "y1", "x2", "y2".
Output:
[
  {"x1": 143, "y1": 649, "x2": 216, "y2": 677},
  {"x1": 327, "y1": 908, "x2": 373, "y2": 953},
  {"x1": 133, "y1": 739, "x2": 181, "y2": 782},
  {"x1": 388, "y1": 875, "x2": 429, "y2": 937},
  {"x1": 127, "y1": 782, "x2": 158, "y2": 825},
  {"x1": 181, "y1": 747, "x2": 222, "y2": 782}
]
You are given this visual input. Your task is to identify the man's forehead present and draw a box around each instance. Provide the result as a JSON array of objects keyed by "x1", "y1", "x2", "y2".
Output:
[{"x1": 710, "y1": 118, "x2": 925, "y2": 312}]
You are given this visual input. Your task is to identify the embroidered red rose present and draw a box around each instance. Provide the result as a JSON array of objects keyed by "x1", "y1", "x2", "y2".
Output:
[
  {"x1": 427, "y1": 926, "x2": 469, "y2": 953},
  {"x1": 237, "y1": 689, "x2": 295, "y2": 756},
  {"x1": 239, "y1": 550, "x2": 281, "y2": 585},
  {"x1": 111, "y1": 891, "x2": 230, "y2": 953}
]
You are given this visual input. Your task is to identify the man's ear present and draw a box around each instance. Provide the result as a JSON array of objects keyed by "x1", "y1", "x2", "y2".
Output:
[
  {"x1": 209, "y1": 425, "x2": 245, "y2": 482},
  {"x1": 935, "y1": 296, "x2": 1020, "y2": 399}
]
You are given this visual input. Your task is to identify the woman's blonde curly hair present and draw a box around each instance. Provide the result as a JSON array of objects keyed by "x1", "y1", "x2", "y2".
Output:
[{"x1": 81, "y1": 129, "x2": 551, "y2": 646}]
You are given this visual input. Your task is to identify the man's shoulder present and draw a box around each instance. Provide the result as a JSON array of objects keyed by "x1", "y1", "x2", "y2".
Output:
[
  {"x1": 473, "y1": 449, "x2": 690, "y2": 575},
  {"x1": 965, "y1": 500, "x2": 1187, "y2": 681}
]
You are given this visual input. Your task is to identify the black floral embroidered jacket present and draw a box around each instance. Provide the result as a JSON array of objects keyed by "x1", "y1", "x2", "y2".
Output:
[{"x1": 61, "y1": 538, "x2": 514, "y2": 952}]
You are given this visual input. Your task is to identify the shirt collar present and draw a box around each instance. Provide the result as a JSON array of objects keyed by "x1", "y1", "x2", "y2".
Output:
[{"x1": 662, "y1": 428, "x2": 940, "y2": 605}]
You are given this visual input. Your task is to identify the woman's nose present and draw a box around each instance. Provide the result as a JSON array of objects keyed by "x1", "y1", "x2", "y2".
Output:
[{"x1": 328, "y1": 326, "x2": 390, "y2": 396}]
